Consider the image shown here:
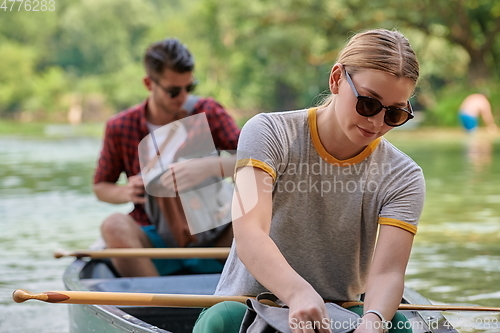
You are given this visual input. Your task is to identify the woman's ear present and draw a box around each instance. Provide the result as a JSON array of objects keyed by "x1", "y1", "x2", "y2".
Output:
[{"x1": 329, "y1": 63, "x2": 343, "y2": 94}]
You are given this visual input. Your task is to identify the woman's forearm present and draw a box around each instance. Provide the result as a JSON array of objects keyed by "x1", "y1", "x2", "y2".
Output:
[
  {"x1": 362, "y1": 271, "x2": 405, "y2": 323},
  {"x1": 359, "y1": 225, "x2": 414, "y2": 330},
  {"x1": 235, "y1": 227, "x2": 315, "y2": 303},
  {"x1": 232, "y1": 166, "x2": 314, "y2": 304}
]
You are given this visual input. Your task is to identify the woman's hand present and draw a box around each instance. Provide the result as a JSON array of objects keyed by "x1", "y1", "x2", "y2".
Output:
[
  {"x1": 353, "y1": 313, "x2": 385, "y2": 333},
  {"x1": 287, "y1": 290, "x2": 332, "y2": 333}
]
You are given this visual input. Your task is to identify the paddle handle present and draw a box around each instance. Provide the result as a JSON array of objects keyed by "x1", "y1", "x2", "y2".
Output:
[
  {"x1": 340, "y1": 301, "x2": 500, "y2": 312},
  {"x1": 53, "y1": 247, "x2": 231, "y2": 259}
]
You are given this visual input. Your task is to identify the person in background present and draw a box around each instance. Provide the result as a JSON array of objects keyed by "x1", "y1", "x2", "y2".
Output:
[
  {"x1": 458, "y1": 93, "x2": 497, "y2": 134},
  {"x1": 93, "y1": 38, "x2": 240, "y2": 277},
  {"x1": 194, "y1": 28, "x2": 424, "y2": 333}
]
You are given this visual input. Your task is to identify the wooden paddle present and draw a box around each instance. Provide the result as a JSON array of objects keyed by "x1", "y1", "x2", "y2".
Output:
[
  {"x1": 53, "y1": 247, "x2": 231, "y2": 259},
  {"x1": 12, "y1": 289, "x2": 500, "y2": 312},
  {"x1": 12, "y1": 289, "x2": 272, "y2": 308}
]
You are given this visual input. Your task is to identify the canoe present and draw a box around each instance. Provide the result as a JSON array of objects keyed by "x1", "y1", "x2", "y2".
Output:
[{"x1": 63, "y1": 257, "x2": 458, "y2": 333}]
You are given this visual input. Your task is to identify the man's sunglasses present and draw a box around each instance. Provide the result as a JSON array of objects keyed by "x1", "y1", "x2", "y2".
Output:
[
  {"x1": 152, "y1": 79, "x2": 198, "y2": 98},
  {"x1": 343, "y1": 67, "x2": 414, "y2": 127}
]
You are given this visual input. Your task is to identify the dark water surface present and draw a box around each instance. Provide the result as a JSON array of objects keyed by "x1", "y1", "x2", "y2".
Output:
[{"x1": 1, "y1": 129, "x2": 499, "y2": 332}]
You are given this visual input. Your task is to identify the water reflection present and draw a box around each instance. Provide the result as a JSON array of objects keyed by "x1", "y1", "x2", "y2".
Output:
[{"x1": 466, "y1": 132, "x2": 494, "y2": 173}]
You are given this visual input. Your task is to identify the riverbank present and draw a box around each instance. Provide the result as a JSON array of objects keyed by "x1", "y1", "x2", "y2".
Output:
[
  {"x1": 2, "y1": 118, "x2": 496, "y2": 142},
  {"x1": 0, "y1": 120, "x2": 105, "y2": 138}
]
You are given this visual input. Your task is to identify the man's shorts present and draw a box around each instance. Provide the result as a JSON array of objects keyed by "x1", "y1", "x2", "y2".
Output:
[
  {"x1": 141, "y1": 225, "x2": 224, "y2": 276},
  {"x1": 459, "y1": 112, "x2": 478, "y2": 132}
]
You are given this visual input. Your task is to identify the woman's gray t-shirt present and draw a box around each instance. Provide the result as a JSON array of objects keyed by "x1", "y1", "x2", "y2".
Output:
[{"x1": 215, "y1": 108, "x2": 425, "y2": 301}]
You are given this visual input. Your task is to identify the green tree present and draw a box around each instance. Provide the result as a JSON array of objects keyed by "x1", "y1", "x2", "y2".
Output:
[
  {"x1": 0, "y1": 40, "x2": 36, "y2": 114},
  {"x1": 191, "y1": 0, "x2": 500, "y2": 114},
  {"x1": 57, "y1": 0, "x2": 157, "y2": 75},
  {"x1": 381, "y1": 0, "x2": 500, "y2": 85},
  {"x1": 0, "y1": 10, "x2": 59, "y2": 69},
  {"x1": 191, "y1": 0, "x2": 351, "y2": 112},
  {"x1": 23, "y1": 67, "x2": 71, "y2": 120},
  {"x1": 1, "y1": 0, "x2": 498, "y2": 122}
]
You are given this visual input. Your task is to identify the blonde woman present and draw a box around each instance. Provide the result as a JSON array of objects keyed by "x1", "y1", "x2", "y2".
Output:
[{"x1": 194, "y1": 29, "x2": 424, "y2": 333}]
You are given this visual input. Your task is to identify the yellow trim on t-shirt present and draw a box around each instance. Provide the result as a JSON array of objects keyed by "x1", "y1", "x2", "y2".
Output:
[
  {"x1": 378, "y1": 217, "x2": 417, "y2": 235},
  {"x1": 308, "y1": 108, "x2": 382, "y2": 166},
  {"x1": 236, "y1": 158, "x2": 277, "y2": 181}
]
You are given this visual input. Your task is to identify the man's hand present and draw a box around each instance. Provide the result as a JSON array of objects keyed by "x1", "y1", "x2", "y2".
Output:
[
  {"x1": 126, "y1": 174, "x2": 146, "y2": 204},
  {"x1": 160, "y1": 157, "x2": 218, "y2": 192}
]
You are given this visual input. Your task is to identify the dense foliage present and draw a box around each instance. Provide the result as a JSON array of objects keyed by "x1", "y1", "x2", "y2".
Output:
[{"x1": 1, "y1": 0, "x2": 499, "y2": 126}]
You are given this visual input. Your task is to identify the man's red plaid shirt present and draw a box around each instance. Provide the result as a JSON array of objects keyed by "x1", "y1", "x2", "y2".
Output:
[{"x1": 93, "y1": 98, "x2": 240, "y2": 226}]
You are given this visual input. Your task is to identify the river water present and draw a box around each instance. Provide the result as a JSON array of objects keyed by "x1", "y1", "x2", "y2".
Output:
[
  {"x1": 0, "y1": 128, "x2": 499, "y2": 332},
  {"x1": 0, "y1": 133, "x2": 132, "y2": 332}
]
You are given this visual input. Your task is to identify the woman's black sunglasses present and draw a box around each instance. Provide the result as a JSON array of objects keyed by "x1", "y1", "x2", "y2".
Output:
[
  {"x1": 343, "y1": 67, "x2": 414, "y2": 127},
  {"x1": 152, "y1": 78, "x2": 198, "y2": 98}
]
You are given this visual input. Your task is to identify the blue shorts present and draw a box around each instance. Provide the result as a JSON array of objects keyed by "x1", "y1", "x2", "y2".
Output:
[
  {"x1": 459, "y1": 112, "x2": 478, "y2": 132},
  {"x1": 141, "y1": 225, "x2": 224, "y2": 276}
]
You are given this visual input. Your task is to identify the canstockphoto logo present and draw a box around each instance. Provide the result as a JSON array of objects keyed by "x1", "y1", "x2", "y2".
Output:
[{"x1": 138, "y1": 113, "x2": 237, "y2": 235}]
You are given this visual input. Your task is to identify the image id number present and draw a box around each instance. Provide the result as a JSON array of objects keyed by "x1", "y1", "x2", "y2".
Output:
[{"x1": 1, "y1": 0, "x2": 56, "y2": 11}]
